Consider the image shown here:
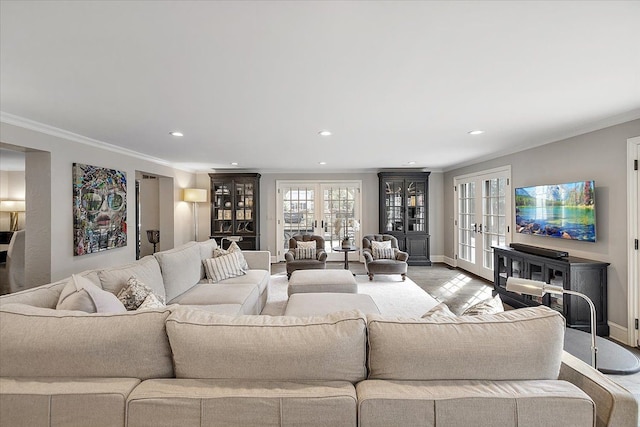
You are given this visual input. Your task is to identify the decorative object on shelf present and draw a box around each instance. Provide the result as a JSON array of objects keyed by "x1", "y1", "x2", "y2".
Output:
[
  {"x1": 146, "y1": 229, "x2": 160, "y2": 253},
  {"x1": 0, "y1": 200, "x2": 25, "y2": 231},
  {"x1": 237, "y1": 201, "x2": 244, "y2": 208},
  {"x1": 183, "y1": 188, "x2": 207, "y2": 241},
  {"x1": 506, "y1": 277, "x2": 598, "y2": 368},
  {"x1": 224, "y1": 201, "x2": 231, "y2": 208},
  {"x1": 73, "y1": 163, "x2": 127, "y2": 256}
]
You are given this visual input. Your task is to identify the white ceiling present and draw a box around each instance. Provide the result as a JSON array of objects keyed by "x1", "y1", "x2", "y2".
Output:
[{"x1": 1, "y1": 1, "x2": 639, "y2": 173}]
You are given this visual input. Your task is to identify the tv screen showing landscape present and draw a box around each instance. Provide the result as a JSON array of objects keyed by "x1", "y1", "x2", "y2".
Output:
[{"x1": 515, "y1": 180, "x2": 596, "y2": 242}]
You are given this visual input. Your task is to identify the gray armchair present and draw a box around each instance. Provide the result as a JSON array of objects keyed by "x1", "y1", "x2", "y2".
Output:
[
  {"x1": 362, "y1": 234, "x2": 408, "y2": 281},
  {"x1": 285, "y1": 235, "x2": 327, "y2": 279}
]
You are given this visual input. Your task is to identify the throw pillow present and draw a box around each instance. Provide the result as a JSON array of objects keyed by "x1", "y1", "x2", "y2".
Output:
[
  {"x1": 137, "y1": 293, "x2": 167, "y2": 310},
  {"x1": 117, "y1": 276, "x2": 165, "y2": 310},
  {"x1": 296, "y1": 240, "x2": 316, "y2": 249},
  {"x1": 56, "y1": 274, "x2": 127, "y2": 313},
  {"x1": 203, "y1": 252, "x2": 247, "y2": 283},
  {"x1": 421, "y1": 302, "x2": 457, "y2": 318},
  {"x1": 371, "y1": 241, "x2": 395, "y2": 260},
  {"x1": 294, "y1": 246, "x2": 317, "y2": 260},
  {"x1": 213, "y1": 241, "x2": 249, "y2": 271},
  {"x1": 461, "y1": 294, "x2": 504, "y2": 316}
]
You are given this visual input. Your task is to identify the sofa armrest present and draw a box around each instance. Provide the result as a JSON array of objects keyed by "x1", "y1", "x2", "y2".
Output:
[
  {"x1": 559, "y1": 351, "x2": 638, "y2": 427},
  {"x1": 242, "y1": 251, "x2": 271, "y2": 274},
  {"x1": 284, "y1": 250, "x2": 295, "y2": 262},
  {"x1": 317, "y1": 249, "x2": 327, "y2": 262},
  {"x1": 363, "y1": 249, "x2": 373, "y2": 263}
]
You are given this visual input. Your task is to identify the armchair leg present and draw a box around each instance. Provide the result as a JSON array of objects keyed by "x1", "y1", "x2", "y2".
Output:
[
  {"x1": 401, "y1": 273, "x2": 406, "y2": 281},
  {"x1": 368, "y1": 274, "x2": 373, "y2": 281},
  {"x1": 287, "y1": 273, "x2": 291, "y2": 280}
]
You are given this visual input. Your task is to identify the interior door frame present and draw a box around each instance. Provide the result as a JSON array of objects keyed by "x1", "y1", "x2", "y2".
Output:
[
  {"x1": 453, "y1": 165, "x2": 512, "y2": 281},
  {"x1": 627, "y1": 136, "x2": 640, "y2": 347},
  {"x1": 276, "y1": 180, "x2": 362, "y2": 262}
]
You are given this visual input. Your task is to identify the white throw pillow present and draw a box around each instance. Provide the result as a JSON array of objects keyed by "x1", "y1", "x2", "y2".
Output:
[
  {"x1": 421, "y1": 302, "x2": 457, "y2": 318},
  {"x1": 371, "y1": 240, "x2": 394, "y2": 260},
  {"x1": 461, "y1": 294, "x2": 504, "y2": 316},
  {"x1": 296, "y1": 240, "x2": 316, "y2": 249},
  {"x1": 56, "y1": 274, "x2": 127, "y2": 313},
  {"x1": 203, "y1": 252, "x2": 247, "y2": 283}
]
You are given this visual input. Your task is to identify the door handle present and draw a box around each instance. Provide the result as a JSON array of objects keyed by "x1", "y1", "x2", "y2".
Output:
[
  {"x1": 478, "y1": 224, "x2": 483, "y2": 234},
  {"x1": 472, "y1": 223, "x2": 477, "y2": 233}
]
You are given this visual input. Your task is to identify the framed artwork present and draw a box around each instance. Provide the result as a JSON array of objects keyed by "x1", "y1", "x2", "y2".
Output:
[{"x1": 73, "y1": 163, "x2": 127, "y2": 256}]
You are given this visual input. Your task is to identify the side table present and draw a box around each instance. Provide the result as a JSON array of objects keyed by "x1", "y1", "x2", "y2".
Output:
[{"x1": 333, "y1": 246, "x2": 359, "y2": 275}]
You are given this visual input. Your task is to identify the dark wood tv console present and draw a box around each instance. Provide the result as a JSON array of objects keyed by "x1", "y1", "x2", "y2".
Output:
[{"x1": 492, "y1": 245, "x2": 609, "y2": 336}]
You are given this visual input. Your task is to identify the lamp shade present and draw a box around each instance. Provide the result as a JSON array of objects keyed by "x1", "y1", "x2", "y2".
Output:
[
  {"x1": 505, "y1": 277, "x2": 545, "y2": 297},
  {"x1": 183, "y1": 188, "x2": 207, "y2": 203},
  {"x1": 0, "y1": 200, "x2": 26, "y2": 212}
]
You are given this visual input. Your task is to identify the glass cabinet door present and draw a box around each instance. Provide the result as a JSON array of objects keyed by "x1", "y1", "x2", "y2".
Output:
[
  {"x1": 383, "y1": 180, "x2": 404, "y2": 233},
  {"x1": 235, "y1": 181, "x2": 255, "y2": 235},
  {"x1": 407, "y1": 181, "x2": 425, "y2": 232},
  {"x1": 212, "y1": 180, "x2": 233, "y2": 234}
]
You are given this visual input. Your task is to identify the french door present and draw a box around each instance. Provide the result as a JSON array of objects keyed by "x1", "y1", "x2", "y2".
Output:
[
  {"x1": 455, "y1": 167, "x2": 511, "y2": 281},
  {"x1": 276, "y1": 181, "x2": 361, "y2": 262},
  {"x1": 628, "y1": 137, "x2": 640, "y2": 347}
]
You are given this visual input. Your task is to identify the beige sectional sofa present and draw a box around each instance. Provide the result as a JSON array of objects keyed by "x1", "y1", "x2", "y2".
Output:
[
  {"x1": 0, "y1": 244, "x2": 637, "y2": 426},
  {"x1": 0, "y1": 239, "x2": 271, "y2": 315}
]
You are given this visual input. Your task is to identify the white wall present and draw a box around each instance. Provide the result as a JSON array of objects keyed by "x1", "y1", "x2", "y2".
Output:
[
  {"x1": 443, "y1": 119, "x2": 640, "y2": 331},
  {"x1": 0, "y1": 122, "x2": 196, "y2": 284}
]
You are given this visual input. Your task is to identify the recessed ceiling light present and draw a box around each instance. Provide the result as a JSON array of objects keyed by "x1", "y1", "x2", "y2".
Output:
[
  {"x1": 230, "y1": 162, "x2": 239, "y2": 166},
  {"x1": 319, "y1": 161, "x2": 327, "y2": 165},
  {"x1": 468, "y1": 130, "x2": 484, "y2": 135},
  {"x1": 170, "y1": 131, "x2": 184, "y2": 137},
  {"x1": 318, "y1": 130, "x2": 332, "y2": 137},
  {"x1": 407, "y1": 161, "x2": 416, "y2": 165}
]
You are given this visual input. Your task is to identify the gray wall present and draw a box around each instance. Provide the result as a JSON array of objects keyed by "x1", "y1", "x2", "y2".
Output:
[{"x1": 444, "y1": 119, "x2": 640, "y2": 329}]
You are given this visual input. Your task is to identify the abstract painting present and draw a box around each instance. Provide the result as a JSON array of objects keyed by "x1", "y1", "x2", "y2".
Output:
[{"x1": 73, "y1": 163, "x2": 127, "y2": 255}]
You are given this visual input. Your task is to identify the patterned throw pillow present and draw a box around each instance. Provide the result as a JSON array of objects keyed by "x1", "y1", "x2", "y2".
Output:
[
  {"x1": 137, "y1": 293, "x2": 166, "y2": 310},
  {"x1": 371, "y1": 240, "x2": 395, "y2": 260},
  {"x1": 461, "y1": 294, "x2": 504, "y2": 316},
  {"x1": 203, "y1": 252, "x2": 247, "y2": 283},
  {"x1": 296, "y1": 240, "x2": 316, "y2": 249},
  {"x1": 117, "y1": 276, "x2": 165, "y2": 311},
  {"x1": 213, "y1": 241, "x2": 249, "y2": 271},
  {"x1": 294, "y1": 247, "x2": 317, "y2": 260}
]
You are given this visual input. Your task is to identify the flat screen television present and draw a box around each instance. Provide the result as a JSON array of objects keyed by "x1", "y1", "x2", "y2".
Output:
[{"x1": 515, "y1": 180, "x2": 596, "y2": 242}]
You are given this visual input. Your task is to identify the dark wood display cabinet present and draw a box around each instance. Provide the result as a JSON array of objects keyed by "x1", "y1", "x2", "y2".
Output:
[
  {"x1": 493, "y1": 245, "x2": 609, "y2": 336},
  {"x1": 209, "y1": 173, "x2": 260, "y2": 250},
  {"x1": 378, "y1": 171, "x2": 431, "y2": 266}
]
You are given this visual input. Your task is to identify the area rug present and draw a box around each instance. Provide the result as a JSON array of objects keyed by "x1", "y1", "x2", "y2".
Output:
[{"x1": 261, "y1": 273, "x2": 439, "y2": 317}]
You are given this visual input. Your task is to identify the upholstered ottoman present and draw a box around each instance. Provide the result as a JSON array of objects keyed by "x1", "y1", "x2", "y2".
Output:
[
  {"x1": 284, "y1": 293, "x2": 381, "y2": 317},
  {"x1": 288, "y1": 270, "x2": 357, "y2": 296}
]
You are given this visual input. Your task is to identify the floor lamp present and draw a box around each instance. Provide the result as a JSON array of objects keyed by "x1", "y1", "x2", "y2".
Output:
[
  {"x1": 183, "y1": 188, "x2": 207, "y2": 241},
  {"x1": 0, "y1": 200, "x2": 26, "y2": 231},
  {"x1": 506, "y1": 276, "x2": 598, "y2": 368}
]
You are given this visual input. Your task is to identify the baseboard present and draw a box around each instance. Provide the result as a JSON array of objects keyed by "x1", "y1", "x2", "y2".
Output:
[
  {"x1": 608, "y1": 321, "x2": 630, "y2": 345},
  {"x1": 430, "y1": 255, "x2": 445, "y2": 263},
  {"x1": 442, "y1": 256, "x2": 456, "y2": 267}
]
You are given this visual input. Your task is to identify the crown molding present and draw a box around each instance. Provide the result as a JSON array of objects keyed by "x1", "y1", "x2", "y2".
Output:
[{"x1": 0, "y1": 112, "x2": 195, "y2": 172}]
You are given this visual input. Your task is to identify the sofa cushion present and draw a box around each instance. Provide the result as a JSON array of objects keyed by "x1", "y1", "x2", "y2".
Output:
[
  {"x1": 154, "y1": 242, "x2": 201, "y2": 301},
  {"x1": 0, "y1": 377, "x2": 141, "y2": 427},
  {"x1": 356, "y1": 379, "x2": 594, "y2": 427},
  {"x1": 0, "y1": 304, "x2": 174, "y2": 380},
  {"x1": 203, "y1": 252, "x2": 247, "y2": 283},
  {"x1": 367, "y1": 306, "x2": 565, "y2": 381},
  {"x1": 216, "y1": 269, "x2": 269, "y2": 294},
  {"x1": 166, "y1": 309, "x2": 368, "y2": 382},
  {"x1": 168, "y1": 283, "x2": 259, "y2": 314},
  {"x1": 198, "y1": 239, "x2": 219, "y2": 279},
  {"x1": 56, "y1": 275, "x2": 127, "y2": 313},
  {"x1": 127, "y1": 379, "x2": 357, "y2": 427},
  {"x1": 98, "y1": 255, "x2": 165, "y2": 301}
]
